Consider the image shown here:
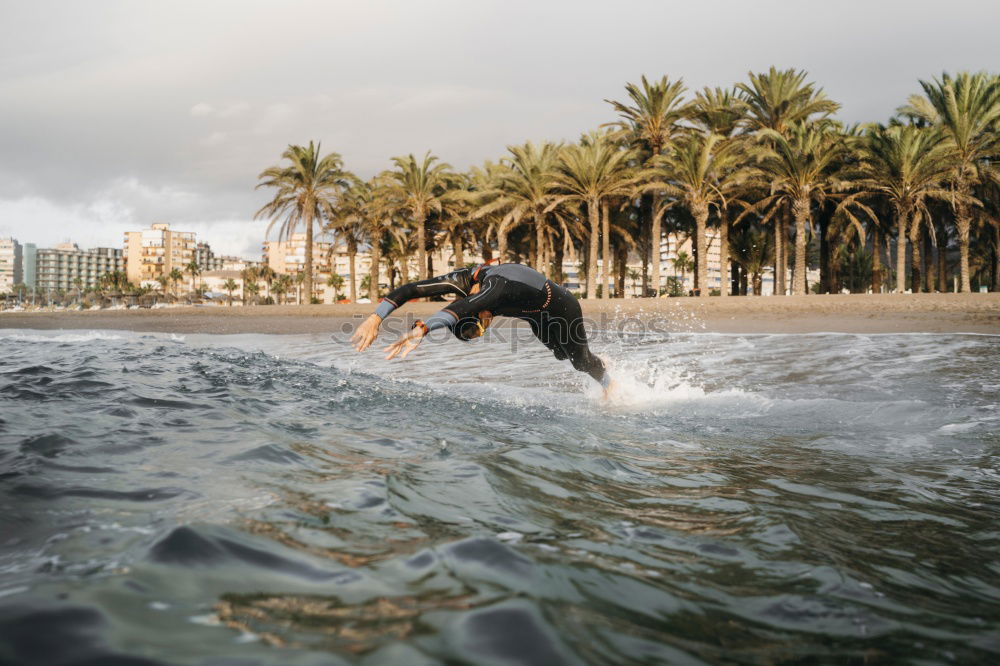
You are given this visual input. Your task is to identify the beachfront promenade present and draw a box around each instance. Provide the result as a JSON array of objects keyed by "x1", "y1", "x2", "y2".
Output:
[{"x1": 3, "y1": 293, "x2": 998, "y2": 335}]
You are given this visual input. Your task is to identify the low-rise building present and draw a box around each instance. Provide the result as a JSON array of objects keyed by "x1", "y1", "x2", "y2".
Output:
[{"x1": 200, "y1": 270, "x2": 245, "y2": 302}]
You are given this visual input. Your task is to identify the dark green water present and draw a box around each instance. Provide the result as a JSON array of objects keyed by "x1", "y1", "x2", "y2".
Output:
[{"x1": 1, "y1": 329, "x2": 998, "y2": 665}]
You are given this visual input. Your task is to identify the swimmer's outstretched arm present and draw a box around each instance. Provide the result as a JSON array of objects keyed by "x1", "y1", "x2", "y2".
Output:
[
  {"x1": 382, "y1": 310, "x2": 457, "y2": 360},
  {"x1": 382, "y1": 282, "x2": 505, "y2": 360},
  {"x1": 352, "y1": 273, "x2": 469, "y2": 352}
]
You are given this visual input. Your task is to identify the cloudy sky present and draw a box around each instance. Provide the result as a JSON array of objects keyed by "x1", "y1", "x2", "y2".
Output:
[{"x1": 0, "y1": 0, "x2": 996, "y2": 258}]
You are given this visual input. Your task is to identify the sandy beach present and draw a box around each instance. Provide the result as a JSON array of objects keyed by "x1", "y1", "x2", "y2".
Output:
[{"x1": 2, "y1": 293, "x2": 998, "y2": 335}]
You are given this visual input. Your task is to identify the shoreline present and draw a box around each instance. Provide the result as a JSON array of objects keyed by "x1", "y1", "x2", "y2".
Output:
[{"x1": 1, "y1": 293, "x2": 998, "y2": 335}]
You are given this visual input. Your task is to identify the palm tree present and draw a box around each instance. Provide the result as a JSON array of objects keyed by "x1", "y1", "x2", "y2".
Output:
[
  {"x1": 185, "y1": 260, "x2": 201, "y2": 296},
  {"x1": 255, "y1": 141, "x2": 352, "y2": 301},
  {"x1": 222, "y1": 278, "x2": 238, "y2": 306},
  {"x1": 258, "y1": 264, "x2": 276, "y2": 303},
  {"x1": 691, "y1": 87, "x2": 749, "y2": 138},
  {"x1": 293, "y1": 271, "x2": 305, "y2": 304},
  {"x1": 839, "y1": 124, "x2": 960, "y2": 293},
  {"x1": 245, "y1": 281, "x2": 260, "y2": 305},
  {"x1": 240, "y1": 266, "x2": 259, "y2": 305},
  {"x1": 899, "y1": 72, "x2": 1000, "y2": 291},
  {"x1": 730, "y1": 224, "x2": 773, "y2": 295},
  {"x1": 604, "y1": 75, "x2": 690, "y2": 296},
  {"x1": 326, "y1": 273, "x2": 345, "y2": 301},
  {"x1": 647, "y1": 132, "x2": 749, "y2": 297},
  {"x1": 738, "y1": 67, "x2": 840, "y2": 295},
  {"x1": 168, "y1": 268, "x2": 184, "y2": 298},
  {"x1": 473, "y1": 142, "x2": 563, "y2": 273},
  {"x1": 672, "y1": 250, "x2": 694, "y2": 291},
  {"x1": 737, "y1": 67, "x2": 840, "y2": 134},
  {"x1": 549, "y1": 134, "x2": 639, "y2": 298},
  {"x1": 272, "y1": 274, "x2": 290, "y2": 305},
  {"x1": 384, "y1": 151, "x2": 457, "y2": 281},
  {"x1": 692, "y1": 88, "x2": 751, "y2": 296},
  {"x1": 155, "y1": 275, "x2": 170, "y2": 300},
  {"x1": 326, "y1": 178, "x2": 390, "y2": 302},
  {"x1": 746, "y1": 123, "x2": 846, "y2": 295},
  {"x1": 465, "y1": 160, "x2": 505, "y2": 262},
  {"x1": 325, "y1": 222, "x2": 360, "y2": 302}
]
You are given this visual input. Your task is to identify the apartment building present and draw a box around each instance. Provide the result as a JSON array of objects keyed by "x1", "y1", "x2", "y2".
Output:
[
  {"x1": 0, "y1": 238, "x2": 22, "y2": 294},
  {"x1": 124, "y1": 223, "x2": 196, "y2": 287},
  {"x1": 21, "y1": 243, "x2": 36, "y2": 289},
  {"x1": 262, "y1": 233, "x2": 334, "y2": 276},
  {"x1": 194, "y1": 242, "x2": 222, "y2": 272},
  {"x1": 659, "y1": 231, "x2": 723, "y2": 294},
  {"x1": 218, "y1": 256, "x2": 259, "y2": 272},
  {"x1": 34, "y1": 244, "x2": 124, "y2": 291}
]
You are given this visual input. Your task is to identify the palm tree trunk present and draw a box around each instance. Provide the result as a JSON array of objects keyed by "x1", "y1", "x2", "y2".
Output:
[
  {"x1": 417, "y1": 210, "x2": 428, "y2": 281},
  {"x1": 586, "y1": 199, "x2": 600, "y2": 299},
  {"x1": 693, "y1": 202, "x2": 709, "y2": 298},
  {"x1": 552, "y1": 229, "x2": 565, "y2": 285},
  {"x1": 650, "y1": 193, "x2": 662, "y2": 297},
  {"x1": 955, "y1": 201, "x2": 971, "y2": 293},
  {"x1": 692, "y1": 245, "x2": 699, "y2": 292},
  {"x1": 993, "y1": 222, "x2": 1000, "y2": 292},
  {"x1": 452, "y1": 229, "x2": 465, "y2": 269},
  {"x1": 498, "y1": 228, "x2": 508, "y2": 263},
  {"x1": 534, "y1": 215, "x2": 545, "y2": 275},
  {"x1": 368, "y1": 227, "x2": 381, "y2": 302},
  {"x1": 896, "y1": 211, "x2": 908, "y2": 293},
  {"x1": 719, "y1": 210, "x2": 730, "y2": 297},
  {"x1": 400, "y1": 249, "x2": 410, "y2": 284},
  {"x1": 616, "y1": 244, "x2": 627, "y2": 298},
  {"x1": 909, "y1": 223, "x2": 922, "y2": 294},
  {"x1": 640, "y1": 194, "x2": 651, "y2": 295},
  {"x1": 819, "y1": 204, "x2": 832, "y2": 293},
  {"x1": 348, "y1": 239, "x2": 357, "y2": 303},
  {"x1": 792, "y1": 198, "x2": 810, "y2": 296},
  {"x1": 938, "y1": 238, "x2": 948, "y2": 292},
  {"x1": 304, "y1": 207, "x2": 314, "y2": 303},
  {"x1": 479, "y1": 231, "x2": 493, "y2": 263},
  {"x1": 601, "y1": 201, "x2": 612, "y2": 299},
  {"x1": 923, "y1": 225, "x2": 934, "y2": 293},
  {"x1": 871, "y1": 225, "x2": 883, "y2": 294},
  {"x1": 773, "y1": 215, "x2": 783, "y2": 295}
]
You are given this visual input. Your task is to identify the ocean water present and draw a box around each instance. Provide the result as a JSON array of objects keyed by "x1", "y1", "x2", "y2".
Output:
[{"x1": 1, "y1": 324, "x2": 998, "y2": 665}]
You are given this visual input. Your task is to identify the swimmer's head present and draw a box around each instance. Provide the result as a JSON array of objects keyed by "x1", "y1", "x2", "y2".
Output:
[{"x1": 454, "y1": 310, "x2": 493, "y2": 341}]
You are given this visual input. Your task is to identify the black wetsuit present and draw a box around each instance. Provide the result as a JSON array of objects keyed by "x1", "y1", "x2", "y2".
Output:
[{"x1": 374, "y1": 263, "x2": 609, "y2": 386}]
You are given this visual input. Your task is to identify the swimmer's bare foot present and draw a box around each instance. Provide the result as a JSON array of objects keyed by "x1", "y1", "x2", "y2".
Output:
[{"x1": 602, "y1": 379, "x2": 619, "y2": 401}]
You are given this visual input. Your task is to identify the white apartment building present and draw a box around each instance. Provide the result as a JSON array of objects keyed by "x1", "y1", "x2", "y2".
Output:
[
  {"x1": 0, "y1": 238, "x2": 22, "y2": 294},
  {"x1": 659, "y1": 231, "x2": 723, "y2": 294}
]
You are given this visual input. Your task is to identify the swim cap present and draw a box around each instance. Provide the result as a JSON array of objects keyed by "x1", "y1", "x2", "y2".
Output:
[{"x1": 453, "y1": 314, "x2": 486, "y2": 342}]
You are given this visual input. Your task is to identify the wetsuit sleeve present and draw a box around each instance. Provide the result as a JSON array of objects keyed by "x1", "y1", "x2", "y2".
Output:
[
  {"x1": 373, "y1": 273, "x2": 469, "y2": 319},
  {"x1": 424, "y1": 276, "x2": 508, "y2": 332}
]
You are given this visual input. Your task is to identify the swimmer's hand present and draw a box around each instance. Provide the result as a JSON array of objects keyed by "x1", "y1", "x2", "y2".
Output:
[
  {"x1": 383, "y1": 326, "x2": 425, "y2": 360},
  {"x1": 352, "y1": 314, "x2": 382, "y2": 352}
]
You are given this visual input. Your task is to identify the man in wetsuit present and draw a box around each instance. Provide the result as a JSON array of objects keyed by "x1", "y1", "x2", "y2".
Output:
[{"x1": 351, "y1": 261, "x2": 612, "y2": 392}]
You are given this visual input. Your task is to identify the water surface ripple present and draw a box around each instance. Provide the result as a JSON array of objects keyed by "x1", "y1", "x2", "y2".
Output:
[{"x1": 0, "y1": 328, "x2": 998, "y2": 665}]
